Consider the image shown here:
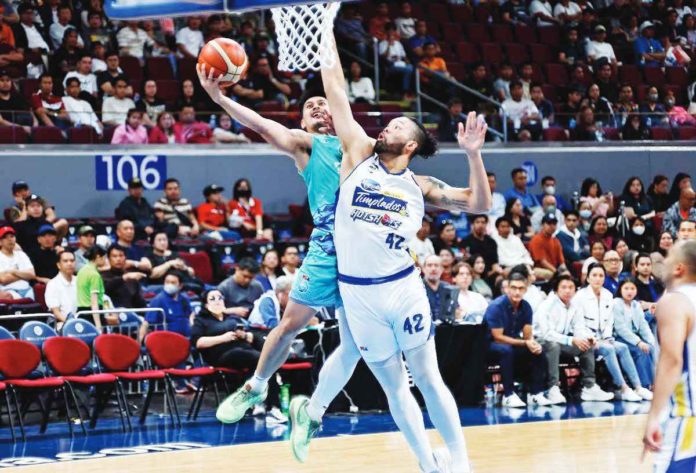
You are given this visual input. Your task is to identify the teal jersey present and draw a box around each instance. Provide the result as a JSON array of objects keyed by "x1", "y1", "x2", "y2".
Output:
[{"x1": 298, "y1": 134, "x2": 342, "y2": 257}]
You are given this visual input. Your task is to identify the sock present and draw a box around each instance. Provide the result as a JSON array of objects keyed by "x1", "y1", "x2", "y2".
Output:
[
  {"x1": 305, "y1": 400, "x2": 325, "y2": 423},
  {"x1": 247, "y1": 373, "x2": 270, "y2": 394}
]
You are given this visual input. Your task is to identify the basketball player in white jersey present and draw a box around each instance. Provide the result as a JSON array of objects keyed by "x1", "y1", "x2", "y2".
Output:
[
  {"x1": 320, "y1": 32, "x2": 491, "y2": 473},
  {"x1": 643, "y1": 240, "x2": 696, "y2": 472}
]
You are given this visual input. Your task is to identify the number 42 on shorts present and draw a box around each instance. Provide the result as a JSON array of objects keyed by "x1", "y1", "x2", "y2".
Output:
[{"x1": 403, "y1": 314, "x2": 424, "y2": 334}]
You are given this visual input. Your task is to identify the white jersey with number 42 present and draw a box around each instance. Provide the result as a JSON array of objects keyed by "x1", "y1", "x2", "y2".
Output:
[{"x1": 334, "y1": 154, "x2": 424, "y2": 279}]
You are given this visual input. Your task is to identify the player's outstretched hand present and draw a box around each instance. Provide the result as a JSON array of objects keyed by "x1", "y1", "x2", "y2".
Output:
[
  {"x1": 457, "y1": 111, "x2": 487, "y2": 155},
  {"x1": 196, "y1": 63, "x2": 225, "y2": 103}
]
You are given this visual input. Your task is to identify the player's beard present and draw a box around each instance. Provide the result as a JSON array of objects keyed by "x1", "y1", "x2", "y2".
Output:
[{"x1": 374, "y1": 138, "x2": 402, "y2": 156}]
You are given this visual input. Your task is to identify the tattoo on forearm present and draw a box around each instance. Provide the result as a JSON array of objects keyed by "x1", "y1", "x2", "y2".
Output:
[
  {"x1": 428, "y1": 193, "x2": 470, "y2": 211},
  {"x1": 426, "y1": 176, "x2": 447, "y2": 190}
]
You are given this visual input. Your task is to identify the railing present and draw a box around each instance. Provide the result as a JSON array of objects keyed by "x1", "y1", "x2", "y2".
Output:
[{"x1": 336, "y1": 41, "x2": 381, "y2": 103}]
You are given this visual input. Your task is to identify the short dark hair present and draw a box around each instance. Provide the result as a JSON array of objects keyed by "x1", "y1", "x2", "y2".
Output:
[
  {"x1": 552, "y1": 273, "x2": 577, "y2": 292},
  {"x1": 299, "y1": 87, "x2": 326, "y2": 113},
  {"x1": 409, "y1": 118, "x2": 438, "y2": 159},
  {"x1": 565, "y1": 209, "x2": 579, "y2": 219},
  {"x1": 58, "y1": 4, "x2": 71, "y2": 12},
  {"x1": 586, "y1": 262, "x2": 606, "y2": 278},
  {"x1": 634, "y1": 252, "x2": 652, "y2": 266},
  {"x1": 164, "y1": 178, "x2": 179, "y2": 187},
  {"x1": 447, "y1": 97, "x2": 463, "y2": 107},
  {"x1": 236, "y1": 257, "x2": 260, "y2": 274},
  {"x1": 39, "y1": 72, "x2": 52, "y2": 82},
  {"x1": 469, "y1": 214, "x2": 489, "y2": 224},
  {"x1": 105, "y1": 50, "x2": 119, "y2": 60},
  {"x1": 617, "y1": 277, "x2": 637, "y2": 296},
  {"x1": 509, "y1": 263, "x2": 530, "y2": 279},
  {"x1": 423, "y1": 41, "x2": 437, "y2": 49},
  {"x1": 164, "y1": 270, "x2": 183, "y2": 284},
  {"x1": 507, "y1": 272, "x2": 528, "y2": 284},
  {"x1": 487, "y1": 171, "x2": 496, "y2": 178},
  {"x1": 65, "y1": 77, "x2": 80, "y2": 87},
  {"x1": 541, "y1": 175, "x2": 555, "y2": 185},
  {"x1": 58, "y1": 248, "x2": 75, "y2": 261},
  {"x1": 126, "y1": 108, "x2": 141, "y2": 120},
  {"x1": 149, "y1": 230, "x2": 169, "y2": 246},
  {"x1": 112, "y1": 77, "x2": 128, "y2": 87},
  {"x1": 107, "y1": 244, "x2": 126, "y2": 258},
  {"x1": 509, "y1": 80, "x2": 523, "y2": 90},
  {"x1": 511, "y1": 167, "x2": 526, "y2": 178},
  {"x1": 495, "y1": 216, "x2": 511, "y2": 228},
  {"x1": 85, "y1": 245, "x2": 107, "y2": 261},
  {"x1": 530, "y1": 82, "x2": 543, "y2": 91}
]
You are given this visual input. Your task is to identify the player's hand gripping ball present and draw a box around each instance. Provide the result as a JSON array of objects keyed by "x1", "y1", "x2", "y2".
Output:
[{"x1": 197, "y1": 38, "x2": 249, "y2": 85}]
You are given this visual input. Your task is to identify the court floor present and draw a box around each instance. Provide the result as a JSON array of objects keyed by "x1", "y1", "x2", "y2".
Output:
[{"x1": 0, "y1": 400, "x2": 654, "y2": 472}]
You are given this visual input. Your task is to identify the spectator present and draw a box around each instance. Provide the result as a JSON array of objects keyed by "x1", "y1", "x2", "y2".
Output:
[
  {"x1": 233, "y1": 56, "x2": 291, "y2": 109},
  {"x1": 217, "y1": 257, "x2": 264, "y2": 317},
  {"x1": 502, "y1": 80, "x2": 541, "y2": 142},
  {"x1": 418, "y1": 41, "x2": 452, "y2": 103},
  {"x1": 586, "y1": 25, "x2": 617, "y2": 66},
  {"x1": 0, "y1": 226, "x2": 35, "y2": 299},
  {"x1": 32, "y1": 224, "x2": 62, "y2": 283},
  {"x1": 191, "y1": 288, "x2": 284, "y2": 420},
  {"x1": 602, "y1": 249, "x2": 622, "y2": 294},
  {"x1": 681, "y1": 13, "x2": 696, "y2": 44},
  {"x1": 378, "y1": 23, "x2": 413, "y2": 98},
  {"x1": 346, "y1": 61, "x2": 375, "y2": 104},
  {"x1": 614, "y1": 238, "x2": 631, "y2": 269},
  {"x1": 13, "y1": 194, "x2": 67, "y2": 256},
  {"x1": 227, "y1": 178, "x2": 272, "y2": 240},
  {"x1": 554, "y1": 0, "x2": 582, "y2": 25},
  {"x1": 116, "y1": 178, "x2": 157, "y2": 241},
  {"x1": 394, "y1": 1, "x2": 416, "y2": 39},
  {"x1": 74, "y1": 225, "x2": 95, "y2": 271},
  {"x1": 432, "y1": 220, "x2": 459, "y2": 255},
  {"x1": 51, "y1": 29, "x2": 82, "y2": 79},
  {"x1": 423, "y1": 255, "x2": 458, "y2": 322},
  {"x1": 678, "y1": 219, "x2": 696, "y2": 241},
  {"x1": 453, "y1": 262, "x2": 488, "y2": 323},
  {"x1": 518, "y1": 63, "x2": 534, "y2": 100},
  {"x1": 530, "y1": 84, "x2": 554, "y2": 126},
  {"x1": 101, "y1": 244, "x2": 147, "y2": 309},
  {"x1": 75, "y1": 244, "x2": 108, "y2": 330},
  {"x1": 572, "y1": 105, "x2": 602, "y2": 141},
  {"x1": 528, "y1": 213, "x2": 568, "y2": 280},
  {"x1": 434, "y1": 209, "x2": 470, "y2": 243},
  {"x1": 97, "y1": 51, "x2": 131, "y2": 98},
  {"x1": 111, "y1": 108, "x2": 148, "y2": 144},
  {"x1": 249, "y1": 33, "x2": 278, "y2": 73},
  {"x1": 44, "y1": 249, "x2": 77, "y2": 330},
  {"x1": 102, "y1": 77, "x2": 136, "y2": 126},
  {"x1": 559, "y1": 27, "x2": 587, "y2": 66},
  {"x1": 173, "y1": 105, "x2": 213, "y2": 144},
  {"x1": 667, "y1": 172, "x2": 692, "y2": 208},
  {"x1": 368, "y1": 1, "x2": 391, "y2": 41},
  {"x1": 634, "y1": 21, "x2": 666, "y2": 67},
  {"x1": 633, "y1": 253, "x2": 664, "y2": 312},
  {"x1": 614, "y1": 84, "x2": 639, "y2": 127},
  {"x1": 197, "y1": 184, "x2": 240, "y2": 241},
  {"x1": 36, "y1": 0, "x2": 59, "y2": 31},
  {"x1": 581, "y1": 83, "x2": 614, "y2": 126},
  {"x1": 581, "y1": 240, "x2": 606, "y2": 284},
  {"x1": 531, "y1": 195, "x2": 565, "y2": 233},
  {"x1": 148, "y1": 111, "x2": 177, "y2": 144},
  {"x1": 557, "y1": 85, "x2": 583, "y2": 129},
  {"x1": 90, "y1": 41, "x2": 107, "y2": 73},
  {"x1": 135, "y1": 80, "x2": 166, "y2": 128},
  {"x1": 176, "y1": 16, "x2": 204, "y2": 59},
  {"x1": 501, "y1": 0, "x2": 531, "y2": 24},
  {"x1": 574, "y1": 263, "x2": 650, "y2": 402},
  {"x1": 7, "y1": 184, "x2": 62, "y2": 228},
  {"x1": 438, "y1": 98, "x2": 467, "y2": 142},
  {"x1": 249, "y1": 275, "x2": 296, "y2": 329},
  {"x1": 619, "y1": 176, "x2": 653, "y2": 220},
  {"x1": 438, "y1": 248, "x2": 456, "y2": 284},
  {"x1": 411, "y1": 216, "x2": 435, "y2": 267},
  {"x1": 62, "y1": 76, "x2": 103, "y2": 134},
  {"x1": 557, "y1": 210, "x2": 590, "y2": 263},
  {"x1": 487, "y1": 172, "x2": 507, "y2": 228},
  {"x1": 504, "y1": 168, "x2": 540, "y2": 212},
  {"x1": 63, "y1": 55, "x2": 98, "y2": 100},
  {"x1": 13, "y1": 3, "x2": 50, "y2": 54},
  {"x1": 256, "y1": 249, "x2": 280, "y2": 292},
  {"x1": 334, "y1": 5, "x2": 369, "y2": 60},
  {"x1": 663, "y1": 187, "x2": 696, "y2": 237},
  {"x1": 469, "y1": 254, "x2": 494, "y2": 301},
  {"x1": 492, "y1": 216, "x2": 534, "y2": 270},
  {"x1": 140, "y1": 270, "x2": 192, "y2": 338},
  {"x1": 0, "y1": 69, "x2": 33, "y2": 130},
  {"x1": 493, "y1": 63, "x2": 514, "y2": 102},
  {"x1": 234, "y1": 20, "x2": 255, "y2": 52},
  {"x1": 49, "y1": 4, "x2": 83, "y2": 50},
  {"x1": 675, "y1": 0, "x2": 693, "y2": 24},
  {"x1": 462, "y1": 215, "x2": 503, "y2": 284},
  {"x1": 280, "y1": 246, "x2": 299, "y2": 280},
  {"x1": 650, "y1": 231, "x2": 673, "y2": 280},
  {"x1": 154, "y1": 178, "x2": 199, "y2": 238},
  {"x1": 146, "y1": 231, "x2": 195, "y2": 288},
  {"x1": 576, "y1": 198, "x2": 592, "y2": 237},
  {"x1": 31, "y1": 73, "x2": 69, "y2": 128},
  {"x1": 534, "y1": 275, "x2": 614, "y2": 403},
  {"x1": 485, "y1": 272, "x2": 549, "y2": 407},
  {"x1": 588, "y1": 215, "x2": 613, "y2": 250},
  {"x1": 505, "y1": 197, "x2": 534, "y2": 241},
  {"x1": 580, "y1": 177, "x2": 613, "y2": 218},
  {"x1": 117, "y1": 21, "x2": 156, "y2": 60},
  {"x1": 407, "y1": 20, "x2": 438, "y2": 59},
  {"x1": 620, "y1": 113, "x2": 649, "y2": 140},
  {"x1": 83, "y1": 11, "x2": 112, "y2": 51},
  {"x1": 212, "y1": 113, "x2": 250, "y2": 144},
  {"x1": 594, "y1": 60, "x2": 619, "y2": 104},
  {"x1": 464, "y1": 63, "x2": 495, "y2": 115},
  {"x1": 613, "y1": 278, "x2": 656, "y2": 389},
  {"x1": 536, "y1": 176, "x2": 571, "y2": 213},
  {"x1": 640, "y1": 86, "x2": 668, "y2": 127},
  {"x1": 626, "y1": 217, "x2": 653, "y2": 253},
  {"x1": 114, "y1": 219, "x2": 152, "y2": 272},
  {"x1": 665, "y1": 89, "x2": 696, "y2": 127},
  {"x1": 530, "y1": 0, "x2": 559, "y2": 26}
]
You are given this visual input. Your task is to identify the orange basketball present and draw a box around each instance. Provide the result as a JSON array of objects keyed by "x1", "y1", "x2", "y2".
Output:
[{"x1": 197, "y1": 38, "x2": 249, "y2": 85}]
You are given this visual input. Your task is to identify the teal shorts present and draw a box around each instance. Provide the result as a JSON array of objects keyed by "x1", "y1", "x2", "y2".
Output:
[{"x1": 289, "y1": 249, "x2": 342, "y2": 309}]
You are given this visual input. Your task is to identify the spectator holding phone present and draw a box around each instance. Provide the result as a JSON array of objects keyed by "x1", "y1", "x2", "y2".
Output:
[{"x1": 217, "y1": 257, "x2": 264, "y2": 318}]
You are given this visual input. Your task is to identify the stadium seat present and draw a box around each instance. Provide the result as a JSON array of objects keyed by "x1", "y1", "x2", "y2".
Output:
[
  {"x1": 514, "y1": 24, "x2": 538, "y2": 44},
  {"x1": 473, "y1": 5, "x2": 492, "y2": 23},
  {"x1": 481, "y1": 43, "x2": 504, "y2": 65},
  {"x1": 102, "y1": 126, "x2": 115, "y2": 144},
  {"x1": 618, "y1": 65, "x2": 643, "y2": 89},
  {"x1": 426, "y1": 21, "x2": 442, "y2": 39},
  {"x1": 19, "y1": 78, "x2": 39, "y2": 102},
  {"x1": 447, "y1": 62, "x2": 467, "y2": 82},
  {"x1": 466, "y1": 23, "x2": 490, "y2": 43},
  {"x1": 32, "y1": 126, "x2": 64, "y2": 144},
  {"x1": 119, "y1": 56, "x2": 143, "y2": 81},
  {"x1": 62, "y1": 319, "x2": 100, "y2": 346},
  {"x1": 643, "y1": 67, "x2": 666, "y2": 87},
  {"x1": 451, "y1": 4, "x2": 473, "y2": 23},
  {"x1": 178, "y1": 251, "x2": 214, "y2": 284},
  {"x1": 33, "y1": 283, "x2": 46, "y2": 310},
  {"x1": 240, "y1": 127, "x2": 264, "y2": 142},
  {"x1": 455, "y1": 42, "x2": 481, "y2": 64},
  {"x1": 678, "y1": 126, "x2": 696, "y2": 140},
  {"x1": 155, "y1": 80, "x2": 181, "y2": 104},
  {"x1": 537, "y1": 26, "x2": 561, "y2": 45},
  {"x1": 177, "y1": 57, "x2": 198, "y2": 82},
  {"x1": 19, "y1": 321, "x2": 57, "y2": 349},
  {"x1": 491, "y1": 24, "x2": 514, "y2": 43},
  {"x1": 356, "y1": 115, "x2": 381, "y2": 127},
  {"x1": 504, "y1": 43, "x2": 529, "y2": 65},
  {"x1": 0, "y1": 326, "x2": 14, "y2": 340},
  {"x1": 541, "y1": 84, "x2": 558, "y2": 102},
  {"x1": 443, "y1": 23, "x2": 464, "y2": 45},
  {"x1": 146, "y1": 57, "x2": 175, "y2": 80},
  {"x1": 603, "y1": 127, "x2": 621, "y2": 140},
  {"x1": 666, "y1": 67, "x2": 688, "y2": 87},
  {"x1": 427, "y1": 3, "x2": 449, "y2": 23},
  {"x1": 68, "y1": 126, "x2": 100, "y2": 144},
  {"x1": 530, "y1": 64, "x2": 545, "y2": 84},
  {"x1": 0, "y1": 126, "x2": 29, "y2": 144},
  {"x1": 543, "y1": 128, "x2": 568, "y2": 141},
  {"x1": 544, "y1": 63, "x2": 569, "y2": 87},
  {"x1": 529, "y1": 43, "x2": 553, "y2": 65},
  {"x1": 650, "y1": 127, "x2": 673, "y2": 140}
]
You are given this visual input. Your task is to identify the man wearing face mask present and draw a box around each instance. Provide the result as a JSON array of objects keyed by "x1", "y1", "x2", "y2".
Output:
[
  {"x1": 530, "y1": 195, "x2": 565, "y2": 233},
  {"x1": 536, "y1": 176, "x2": 571, "y2": 213},
  {"x1": 578, "y1": 203, "x2": 593, "y2": 236},
  {"x1": 556, "y1": 210, "x2": 590, "y2": 264},
  {"x1": 640, "y1": 86, "x2": 668, "y2": 127}
]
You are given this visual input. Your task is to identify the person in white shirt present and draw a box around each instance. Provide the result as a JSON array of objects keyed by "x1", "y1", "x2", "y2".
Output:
[
  {"x1": 117, "y1": 21, "x2": 156, "y2": 60},
  {"x1": 530, "y1": 0, "x2": 560, "y2": 26},
  {"x1": 573, "y1": 262, "x2": 652, "y2": 401},
  {"x1": 531, "y1": 195, "x2": 565, "y2": 233},
  {"x1": 553, "y1": 0, "x2": 582, "y2": 25},
  {"x1": 63, "y1": 55, "x2": 98, "y2": 96},
  {"x1": 534, "y1": 275, "x2": 614, "y2": 403},
  {"x1": 394, "y1": 1, "x2": 416, "y2": 39},
  {"x1": 280, "y1": 246, "x2": 299, "y2": 282},
  {"x1": 501, "y1": 81, "x2": 542, "y2": 141},
  {"x1": 411, "y1": 216, "x2": 435, "y2": 267},
  {"x1": 62, "y1": 77, "x2": 103, "y2": 134},
  {"x1": 345, "y1": 61, "x2": 375, "y2": 104},
  {"x1": 492, "y1": 217, "x2": 533, "y2": 270},
  {"x1": 586, "y1": 25, "x2": 617, "y2": 66},
  {"x1": 453, "y1": 262, "x2": 488, "y2": 324},
  {"x1": 0, "y1": 226, "x2": 35, "y2": 299},
  {"x1": 45, "y1": 249, "x2": 78, "y2": 330},
  {"x1": 102, "y1": 77, "x2": 136, "y2": 126},
  {"x1": 17, "y1": 4, "x2": 50, "y2": 52},
  {"x1": 486, "y1": 172, "x2": 506, "y2": 232},
  {"x1": 176, "y1": 16, "x2": 205, "y2": 59},
  {"x1": 379, "y1": 24, "x2": 414, "y2": 95},
  {"x1": 49, "y1": 5, "x2": 84, "y2": 50}
]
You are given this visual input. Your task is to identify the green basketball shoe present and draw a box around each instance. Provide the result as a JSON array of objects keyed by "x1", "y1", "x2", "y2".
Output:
[
  {"x1": 216, "y1": 384, "x2": 268, "y2": 424},
  {"x1": 289, "y1": 395, "x2": 322, "y2": 463}
]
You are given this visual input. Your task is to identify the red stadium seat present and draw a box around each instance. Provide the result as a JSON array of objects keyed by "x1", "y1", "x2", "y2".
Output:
[
  {"x1": 603, "y1": 127, "x2": 621, "y2": 140},
  {"x1": 102, "y1": 126, "x2": 116, "y2": 144},
  {"x1": 491, "y1": 24, "x2": 514, "y2": 43},
  {"x1": 240, "y1": 127, "x2": 263, "y2": 142},
  {"x1": 443, "y1": 23, "x2": 464, "y2": 45},
  {"x1": 155, "y1": 80, "x2": 181, "y2": 104},
  {"x1": 650, "y1": 128, "x2": 673, "y2": 140},
  {"x1": 481, "y1": 43, "x2": 504, "y2": 65},
  {"x1": 541, "y1": 84, "x2": 558, "y2": 102},
  {"x1": 544, "y1": 63, "x2": 569, "y2": 87},
  {"x1": 543, "y1": 128, "x2": 568, "y2": 141},
  {"x1": 350, "y1": 102, "x2": 373, "y2": 113},
  {"x1": 529, "y1": 43, "x2": 553, "y2": 65},
  {"x1": 32, "y1": 126, "x2": 64, "y2": 144},
  {"x1": 504, "y1": 43, "x2": 530, "y2": 65},
  {"x1": 466, "y1": 23, "x2": 490, "y2": 43},
  {"x1": 19, "y1": 78, "x2": 39, "y2": 102},
  {"x1": 618, "y1": 65, "x2": 643, "y2": 88},
  {"x1": 643, "y1": 67, "x2": 666, "y2": 87},
  {"x1": 666, "y1": 67, "x2": 688, "y2": 87},
  {"x1": 33, "y1": 283, "x2": 46, "y2": 310},
  {"x1": 426, "y1": 3, "x2": 449, "y2": 23},
  {"x1": 678, "y1": 126, "x2": 696, "y2": 140},
  {"x1": 426, "y1": 21, "x2": 442, "y2": 39},
  {"x1": 177, "y1": 57, "x2": 198, "y2": 82},
  {"x1": 146, "y1": 57, "x2": 174, "y2": 80},
  {"x1": 178, "y1": 251, "x2": 213, "y2": 284},
  {"x1": 68, "y1": 126, "x2": 100, "y2": 144},
  {"x1": 515, "y1": 24, "x2": 538, "y2": 44},
  {"x1": 119, "y1": 56, "x2": 143, "y2": 81},
  {"x1": 474, "y1": 5, "x2": 492, "y2": 23},
  {"x1": 530, "y1": 64, "x2": 545, "y2": 83},
  {"x1": 451, "y1": 4, "x2": 473, "y2": 23},
  {"x1": 456, "y1": 42, "x2": 481, "y2": 64},
  {"x1": 0, "y1": 126, "x2": 29, "y2": 144},
  {"x1": 538, "y1": 26, "x2": 561, "y2": 45}
]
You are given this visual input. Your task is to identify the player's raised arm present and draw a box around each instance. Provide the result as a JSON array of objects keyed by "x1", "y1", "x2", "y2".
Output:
[
  {"x1": 197, "y1": 65, "x2": 312, "y2": 167},
  {"x1": 416, "y1": 112, "x2": 492, "y2": 214},
  {"x1": 320, "y1": 32, "x2": 374, "y2": 167}
]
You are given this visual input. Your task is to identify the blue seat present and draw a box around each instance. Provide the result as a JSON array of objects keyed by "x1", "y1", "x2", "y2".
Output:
[
  {"x1": 62, "y1": 319, "x2": 100, "y2": 347},
  {"x1": 18, "y1": 321, "x2": 57, "y2": 349},
  {"x1": 0, "y1": 326, "x2": 15, "y2": 340}
]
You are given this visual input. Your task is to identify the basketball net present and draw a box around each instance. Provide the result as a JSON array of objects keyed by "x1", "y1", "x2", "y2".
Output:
[{"x1": 271, "y1": 2, "x2": 341, "y2": 71}]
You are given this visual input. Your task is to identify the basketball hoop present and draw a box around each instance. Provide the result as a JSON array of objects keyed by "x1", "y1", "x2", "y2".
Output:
[{"x1": 271, "y1": 2, "x2": 341, "y2": 71}]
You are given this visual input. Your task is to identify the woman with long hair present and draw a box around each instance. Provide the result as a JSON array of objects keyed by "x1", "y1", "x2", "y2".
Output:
[
  {"x1": 646, "y1": 174, "x2": 670, "y2": 213},
  {"x1": 432, "y1": 221, "x2": 459, "y2": 255},
  {"x1": 438, "y1": 248, "x2": 456, "y2": 284},
  {"x1": 504, "y1": 198, "x2": 533, "y2": 241},
  {"x1": 148, "y1": 111, "x2": 178, "y2": 144},
  {"x1": 625, "y1": 217, "x2": 653, "y2": 253},
  {"x1": 452, "y1": 262, "x2": 488, "y2": 323},
  {"x1": 650, "y1": 231, "x2": 674, "y2": 280},
  {"x1": 619, "y1": 176, "x2": 653, "y2": 219},
  {"x1": 573, "y1": 263, "x2": 652, "y2": 402},
  {"x1": 580, "y1": 177, "x2": 614, "y2": 217},
  {"x1": 581, "y1": 240, "x2": 606, "y2": 284},
  {"x1": 227, "y1": 178, "x2": 273, "y2": 240},
  {"x1": 667, "y1": 172, "x2": 691, "y2": 207},
  {"x1": 588, "y1": 215, "x2": 613, "y2": 249},
  {"x1": 256, "y1": 249, "x2": 281, "y2": 292},
  {"x1": 468, "y1": 254, "x2": 493, "y2": 301}
]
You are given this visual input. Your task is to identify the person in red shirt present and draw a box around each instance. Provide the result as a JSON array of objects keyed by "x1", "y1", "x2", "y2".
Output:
[
  {"x1": 227, "y1": 178, "x2": 273, "y2": 240},
  {"x1": 368, "y1": 1, "x2": 392, "y2": 41},
  {"x1": 173, "y1": 105, "x2": 212, "y2": 144},
  {"x1": 528, "y1": 213, "x2": 569, "y2": 281},
  {"x1": 31, "y1": 73, "x2": 70, "y2": 129},
  {"x1": 196, "y1": 184, "x2": 240, "y2": 241}
]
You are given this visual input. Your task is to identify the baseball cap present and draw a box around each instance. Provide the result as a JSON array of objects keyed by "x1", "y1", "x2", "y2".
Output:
[
  {"x1": 0, "y1": 226, "x2": 15, "y2": 239},
  {"x1": 78, "y1": 225, "x2": 95, "y2": 236},
  {"x1": 128, "y1": 177, "x2": 143, "y2": 189},
  {"x1": 594, "y1": 24, "x2": 606, "y2": 33},
  {"x1": 37, "y1": 224, "x2": 56, "y2": 236},
  {"x1": 11, "y1": 180, "x2": 28, "y2": 193},
  {"x1": 640, "y1": 20, "x2": 655, "y2": 33},
  {"x1": 542, "y1": 213, "x2": 559, "y2": 224},
  {"x1": 25, "y1": 194, "x2": 42, "y2": 204},
  {"x1": 203, "y1": 184, "x2": 225, "y2": 197}
]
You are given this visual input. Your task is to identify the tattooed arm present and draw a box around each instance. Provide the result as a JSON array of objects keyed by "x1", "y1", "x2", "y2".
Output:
[{"x1": 415, "y1": 112, "x2": 492, "y2": 214}]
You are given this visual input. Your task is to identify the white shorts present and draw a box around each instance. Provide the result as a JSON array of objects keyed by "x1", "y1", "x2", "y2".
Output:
[
  {"x1": 653, "y1": 417, "x2": 696, "y2": 473},
  {"x1": 338, "y1": 267, "x2": 433, "y2": 363}
]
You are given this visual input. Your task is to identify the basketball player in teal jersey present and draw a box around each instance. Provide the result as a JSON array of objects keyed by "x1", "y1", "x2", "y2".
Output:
[{"x1": 198, "y1": 65, "x2": 361, "y2": 461}]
